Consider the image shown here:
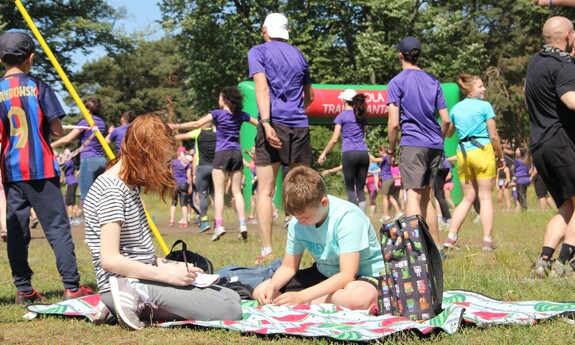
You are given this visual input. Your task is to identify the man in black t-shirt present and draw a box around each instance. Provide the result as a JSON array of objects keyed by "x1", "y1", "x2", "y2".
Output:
[{"x1": 525, "y1": 16, "x2": 575, "y2": 278}]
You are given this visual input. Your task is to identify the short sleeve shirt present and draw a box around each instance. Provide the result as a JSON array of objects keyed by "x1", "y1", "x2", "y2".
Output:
[
  {"x1": 83, "y1": 175, "x2": 155, "y2": 293},
  {"x1": 188, "y1": 128, "x2": 216, "y2": 166},
  {"x1": 525, "y1": 51, "x2": 575, "y2": 147},
  {"x1": 109, "y1": 124, "x2": 130, "y2": 153},
  {"x1": 171, "y1": 159, "x2": 190, "y2": 184},
  {"x1": 379, "y1": 155, "x2": 393, "y2": 181},
  {"x1": 63, "y1": 159, "x2": 77, "y2": 185},
  {"x1": 285, "y1": 195, "x2": 385, "y2": 277},
  {"x1": 248, "y1": 41, "x2": 312, "y2": 128},
  {"x1": 210, "y1": 109, "x2": 251, "y2": 152},
  {"x1": 333, "y1": 110, "x2": 367, "y2": 152},
  {"x1": 449, "y1": 98, "x2": 495, "y2": 152},
  {"x1": 387, "y1": 69, "x2": 446, "y2": 149},
  {"x1": 0, "y1": 73, "x2": 64, "y2": 182},
  {"x1": 78, "y1": 116, "x2": 106, "y2": 159}
]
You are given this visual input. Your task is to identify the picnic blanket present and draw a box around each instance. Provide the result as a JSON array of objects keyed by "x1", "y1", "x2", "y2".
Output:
[{"x1": 26, "y1": 290, "x2": 575, "y2": 341}]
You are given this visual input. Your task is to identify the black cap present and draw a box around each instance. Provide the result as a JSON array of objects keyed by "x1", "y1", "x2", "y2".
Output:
[
  {"x1": 396, "y1": 36, "x2": 421, "y2": 54},
  {"x1": 0, "y1": 31, "x2": 35, "y2": 64}
]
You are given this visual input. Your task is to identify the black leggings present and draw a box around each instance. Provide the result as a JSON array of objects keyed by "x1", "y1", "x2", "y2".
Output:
[
  {"x1": 171, "y1": 183, "x2": 190, "y2": 207},
  {"x1": 434, "y1": 168, "x2": 451, "y2": 220},
  {"x1": 516, "y1": 183, "x2": 529, "y2": 210},
  {"x1": 195, "y1": 165, "x2": 214, "y2": 218},
  {"x1": 342, "y1": 151, "x2": 369, "y2": 205}
]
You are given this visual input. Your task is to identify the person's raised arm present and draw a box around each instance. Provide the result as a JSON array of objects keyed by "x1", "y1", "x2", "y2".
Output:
[
  {"x1": 171, "y1": 114, "x2": 213, "y2": 132},
  {"x1": 318, "y1": 125, "x2": 341, "y2": 164},
  {"x1": 51, "y1": 127, "x2": 80, "y2": 147}
]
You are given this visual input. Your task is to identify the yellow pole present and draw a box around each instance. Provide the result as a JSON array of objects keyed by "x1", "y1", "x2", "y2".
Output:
[{"x1": 14, "y1": 0, "x2": 170, "y2": 255}]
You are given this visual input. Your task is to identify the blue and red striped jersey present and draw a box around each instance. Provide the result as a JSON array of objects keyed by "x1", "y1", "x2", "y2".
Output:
[{"x1": 0, "y1": 73, "x2": 65, "y2": 182}]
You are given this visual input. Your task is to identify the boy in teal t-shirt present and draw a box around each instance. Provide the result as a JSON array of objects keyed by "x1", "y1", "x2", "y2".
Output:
[{"x1": 253, "y1": 166, "x2": 385, "y2": 309}]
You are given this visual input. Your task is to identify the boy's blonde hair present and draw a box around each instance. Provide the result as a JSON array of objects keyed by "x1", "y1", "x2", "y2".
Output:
[{"x1": 282, "y1": 166, "x2": 327, "y2": 215}]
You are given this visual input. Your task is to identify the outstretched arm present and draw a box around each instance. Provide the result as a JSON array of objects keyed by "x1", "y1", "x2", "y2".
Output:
[
  {"x1": 171, "y1": 114, "x2": 213, "y2": 131},
  {"x1": 51, "y1": 127, "x2": 80, "y2": 147}
]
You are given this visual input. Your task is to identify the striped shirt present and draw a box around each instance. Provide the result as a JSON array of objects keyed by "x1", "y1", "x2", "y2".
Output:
[
  {"x1": 0, "y1": 73, "x2": 64, "y2": 182},
  {"x1": 83, "y1": 174, "x2": 155, "y2": 293}
]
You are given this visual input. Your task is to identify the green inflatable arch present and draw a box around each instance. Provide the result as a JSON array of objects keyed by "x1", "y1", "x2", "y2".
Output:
[{"x1": 238, "y1": 81, "x2": 461, "y2": 211}]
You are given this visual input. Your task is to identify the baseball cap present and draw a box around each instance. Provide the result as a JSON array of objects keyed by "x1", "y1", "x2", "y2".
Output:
[
  {"x1": 263, "y1": 13, "x2": 289, "y2": 40},
  {"x1": 396, "y1": 36, "x2": 421, "y2": 54},
  {"x1": 338, "y1": 89, "x2": 357, "y2": 102},
  {"x1": 0, "y1": 31, "x2": 35, "y2": 64}
]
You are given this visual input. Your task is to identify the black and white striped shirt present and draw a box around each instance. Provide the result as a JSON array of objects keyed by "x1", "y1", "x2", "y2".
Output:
[{"x1": 84, "y1": 174, "x2": 155, "y2": 292}]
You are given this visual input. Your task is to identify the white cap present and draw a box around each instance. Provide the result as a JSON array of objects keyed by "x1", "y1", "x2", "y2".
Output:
[
  {"x1": 338, "y1": 89, "x2": 357, "y2": 102},
  {"x1": 263, "y1": 13, "x2": 289, "y2": 40}
]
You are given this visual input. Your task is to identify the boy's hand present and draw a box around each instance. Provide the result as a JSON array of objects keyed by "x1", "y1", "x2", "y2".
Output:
[
  {"x1": 256, "y1": 285, "x2": 276, "y2": 305},
  {"x1": 273, "y1": 291, "x2": 307, "y2": 306}
]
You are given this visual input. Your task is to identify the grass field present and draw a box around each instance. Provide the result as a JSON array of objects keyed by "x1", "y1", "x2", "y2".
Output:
[{"x1": 0, "y1": 191, "x2": 574, "y2": 344}]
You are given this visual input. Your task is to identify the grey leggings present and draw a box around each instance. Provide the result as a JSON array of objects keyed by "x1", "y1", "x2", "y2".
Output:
[{"x1": 101, "y1": 281, "x2": 242, "y2": 322}]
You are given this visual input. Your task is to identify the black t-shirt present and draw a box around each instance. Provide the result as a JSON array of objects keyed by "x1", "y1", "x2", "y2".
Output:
[
  {"x1": 197, "y1": 129, "x2": 216, "y2": 166},
  {"x1": 525, "y1": 51, "x2": 575, "y2": 148}
]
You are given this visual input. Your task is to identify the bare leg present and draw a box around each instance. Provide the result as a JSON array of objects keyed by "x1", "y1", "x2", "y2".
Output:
[
  {"x1": 230, "y1": 170, "x2": 246, "y2": 221},
  {"x1": 448, "y1": 180, "x2": 478, "y2": 236},
  {"x1": 477, "y1": 178, "x2": 494, "y2": 238},
  {"x1": 211, "y1": 168, "x2": 228, "y2": 223},
  {"x1": 256, "y1": 163, "x2": 281, "y2": 249}
]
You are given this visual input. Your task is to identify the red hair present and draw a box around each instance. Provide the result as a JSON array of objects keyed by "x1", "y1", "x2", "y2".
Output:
[{"x1": 108, "y1": 114, "x2": 176, "y2": 200}]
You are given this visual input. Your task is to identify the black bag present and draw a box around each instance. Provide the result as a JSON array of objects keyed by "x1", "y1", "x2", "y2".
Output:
[
  {"x1": 377, "y1": 215, "x2": 443, "y2": 321},
  {"x1": 165, "y1": 239, "x2": 214, "y2": 274}
]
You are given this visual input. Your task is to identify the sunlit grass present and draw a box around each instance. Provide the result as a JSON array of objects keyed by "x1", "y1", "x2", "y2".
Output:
[{"x1": 0, "y1": 189, "x2": 574, "y2": 344}]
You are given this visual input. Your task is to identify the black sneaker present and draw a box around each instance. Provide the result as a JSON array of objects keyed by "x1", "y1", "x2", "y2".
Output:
[{"x1": 15, "y1": 290, "x2": 46, "y2": 305}]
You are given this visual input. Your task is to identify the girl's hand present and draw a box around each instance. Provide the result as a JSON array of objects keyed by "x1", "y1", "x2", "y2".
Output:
[
  {"x1": 318, "y1": 154, "x2": 326, "y2": 165},
  {"x1": 160, "y1": 259, "x2": 204, "y2": 286}
]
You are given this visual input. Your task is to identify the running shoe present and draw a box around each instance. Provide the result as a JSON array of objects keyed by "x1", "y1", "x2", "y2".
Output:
[
  {"x1": 211, "y1": 226, "x2": 226, "y2": 241},
  {"x1": 443, "y1": 237, "x2": 460, "y2": 250},
  {"x1": 379, "y1": 215, "x2": 391, "y2": 223},
  {"x1": 531, "y1": 257, "x2": 553, "y2": 278},
  {"x1": 63, "y1": 285, "x2": 93, "y2": 300},
  {"x1": 198, "y1": 222, "x2": 211, "y2": 233},
  {"x1": 15, "y1": 290, "x2": 45, "y2": 305},
  {"x1": 549, "y1": 259, "x2": 575, "y2": 278},
  {"x1": 239, "y1": 225, "x2": 248, "y2": 240},
  {"x1": 109, "y1": 276, "x2": 146, "y2": 330},
  {"x1": 482, "y1": 241, "x2": 497, "y2": 252}
]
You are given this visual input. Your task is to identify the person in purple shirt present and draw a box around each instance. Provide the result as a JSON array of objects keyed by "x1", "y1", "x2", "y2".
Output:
[
  {"x1": 52, "y1": 98, "x2": 107, "y2": 203},
  {"x1": 106, "y1": 110, "x2": 134, "y2": 154},
  {"x1": 172, "y1": 86, "x2": 258, "y2": 241},
  {"x1": 61, "y1": 153, "x2": 80, "y2": 226},
  {"x1": 512, "y1": 147, "x2": 532, "y2": 211},
  {"x1": 318, "y1": 89, "x2": 369, "y2": 211},
  {"x1": 248, "y1": 13, "x2": 315, "y2": 265},
  {"x1": 169, "y1": 146, "x2": 192, "y2": 227},
  {"x1": 387, "y1": 37, "x2": 450, "y2": 250},
  {"x1": 370, "y1": 146, "x2": 402, "y2": 222}
]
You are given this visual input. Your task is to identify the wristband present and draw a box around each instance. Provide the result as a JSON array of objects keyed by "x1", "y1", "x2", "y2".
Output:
[{"x1": 260, "y1": 118, "x2": 271, "y2": 124}]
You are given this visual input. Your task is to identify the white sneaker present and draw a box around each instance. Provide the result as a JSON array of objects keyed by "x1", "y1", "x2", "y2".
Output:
[
  {"x1": 239, "y1": 225, "x2": 248, "y2": 240},
  {"x1": 211, "y1": 226, "x2": 226, "y2": 241},
  {"x1": 379, "y1": 215, "x2": 391, "y2": 223}
]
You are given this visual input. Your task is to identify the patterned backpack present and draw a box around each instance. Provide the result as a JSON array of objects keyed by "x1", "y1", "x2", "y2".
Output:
[{"x1": 377, "y1": 215, "x2": 444, "y2": 320}]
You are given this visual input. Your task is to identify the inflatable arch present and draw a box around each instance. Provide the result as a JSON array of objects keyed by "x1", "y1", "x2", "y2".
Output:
[{"x1": 238, "y1": 81, "x2": 461, "y2": 210}]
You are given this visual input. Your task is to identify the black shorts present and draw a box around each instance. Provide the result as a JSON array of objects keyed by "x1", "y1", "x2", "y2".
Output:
[
  {"x1": 279, "y1": 263, "x2": 380, "y2": 293},
  {"x1": 65, "y1": 183, "x2": 78, "y2": 206},
  {"x1": 171, "y1": 183, "x2": 190, "y2": 207},
  {"x1": 255, "y1": 123, "x2": 312, "y2": 166},
  {"x1": 532, "y1": 127, "x2": 575, "y2": 207},
  {"x1": 533, "y1": 175, "x2": 548, "y2": 198},
  {"x1": 212, "y1": 150, "x2": 243, "y2": 172}
]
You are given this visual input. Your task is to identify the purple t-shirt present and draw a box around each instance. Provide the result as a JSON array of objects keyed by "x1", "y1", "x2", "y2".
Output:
[
  {"x1": 248, "y1": 41, "x2": 312, "y2": 128},
  {"x1": 210, "y1": 109, "x2": 251, "y2": 152},
  {"x1": 109, "y1": 124, "x2": 130, "y2": 153},
  {"x1": 78, "y1": 116, "x2": 106, "y2": 158},
  {"x1": 387, "y1": 69, "x2": 447, "y2": 150},
  {"x1": 63, "y1": 160, "x2": 77, "y2": 185},
  {"x1": 333, "y1": 110, "x2": 367, "y2": 152},
  {"x1": 171, "y1": 159, "x2": 190, "y2": 184},
  {"x1": 513, "y1": 159, "x2": 531, "y2": 184},
  {"x1": 379, "y1": 156, "x2": 393, "y2": 181}
]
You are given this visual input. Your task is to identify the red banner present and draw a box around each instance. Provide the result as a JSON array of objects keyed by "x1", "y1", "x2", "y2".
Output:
[{"x1": 306, "y1": 89, "x2": 389, "y2": 118}]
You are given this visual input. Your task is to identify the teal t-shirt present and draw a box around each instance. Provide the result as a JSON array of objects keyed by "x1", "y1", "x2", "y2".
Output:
[
  {"x1": 285, "y1": 195, "x2": 385, "y2": 278},
  {"x1": 449, "y1": 98, "x2": 495, "y2": 152}
]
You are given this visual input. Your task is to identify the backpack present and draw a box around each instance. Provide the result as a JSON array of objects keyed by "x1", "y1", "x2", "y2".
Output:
[
  {"x1": 377, "y1": 215, "x2": 443, "y2": 321},
  {"x1": 165, "y1": 239, "x2": 214, "y2": 274}
]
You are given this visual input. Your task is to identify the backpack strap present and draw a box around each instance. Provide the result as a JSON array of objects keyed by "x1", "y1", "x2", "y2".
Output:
[
  {"x1": 414, "y1": 215, "x2": 444, "y2": 315},
  {"x1": 168, "y1": 239, "x2": 189, "y2": 269}
]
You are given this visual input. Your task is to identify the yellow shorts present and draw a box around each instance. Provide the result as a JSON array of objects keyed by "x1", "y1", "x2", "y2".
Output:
[{"x1": 457, "y1": 143, "x2": 496, "y2": 182}]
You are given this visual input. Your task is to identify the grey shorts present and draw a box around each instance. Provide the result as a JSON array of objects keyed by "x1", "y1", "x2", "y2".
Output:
[
  {"x1": 399, "y1": 146, "x2": 443, "y2": 190},
  {"x1": 380, "y1": 178, "x2": 394, "y2": 195}
]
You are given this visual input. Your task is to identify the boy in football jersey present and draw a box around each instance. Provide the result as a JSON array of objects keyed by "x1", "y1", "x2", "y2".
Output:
[{"x1": 0, "y1": 31, "x2": 91, "y2": 304}]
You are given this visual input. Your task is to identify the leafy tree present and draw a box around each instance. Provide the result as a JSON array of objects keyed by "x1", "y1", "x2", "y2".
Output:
[
  {"x1": 0, "y1": 0, "x2": 130, "y2": 85},
  {"x1": 72, "y1": 37, "x2": 188, "y2": 125}
]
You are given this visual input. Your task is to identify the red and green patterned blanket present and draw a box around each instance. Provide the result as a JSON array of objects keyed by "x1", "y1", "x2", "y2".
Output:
[{"x1": 26, "y1": 290, "x2": 575, "y2": 341}]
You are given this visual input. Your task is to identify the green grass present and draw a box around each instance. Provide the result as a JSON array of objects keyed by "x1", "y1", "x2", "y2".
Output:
[{"x1": 1, "y1": 191, "x2": 574, "y2": 344}]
